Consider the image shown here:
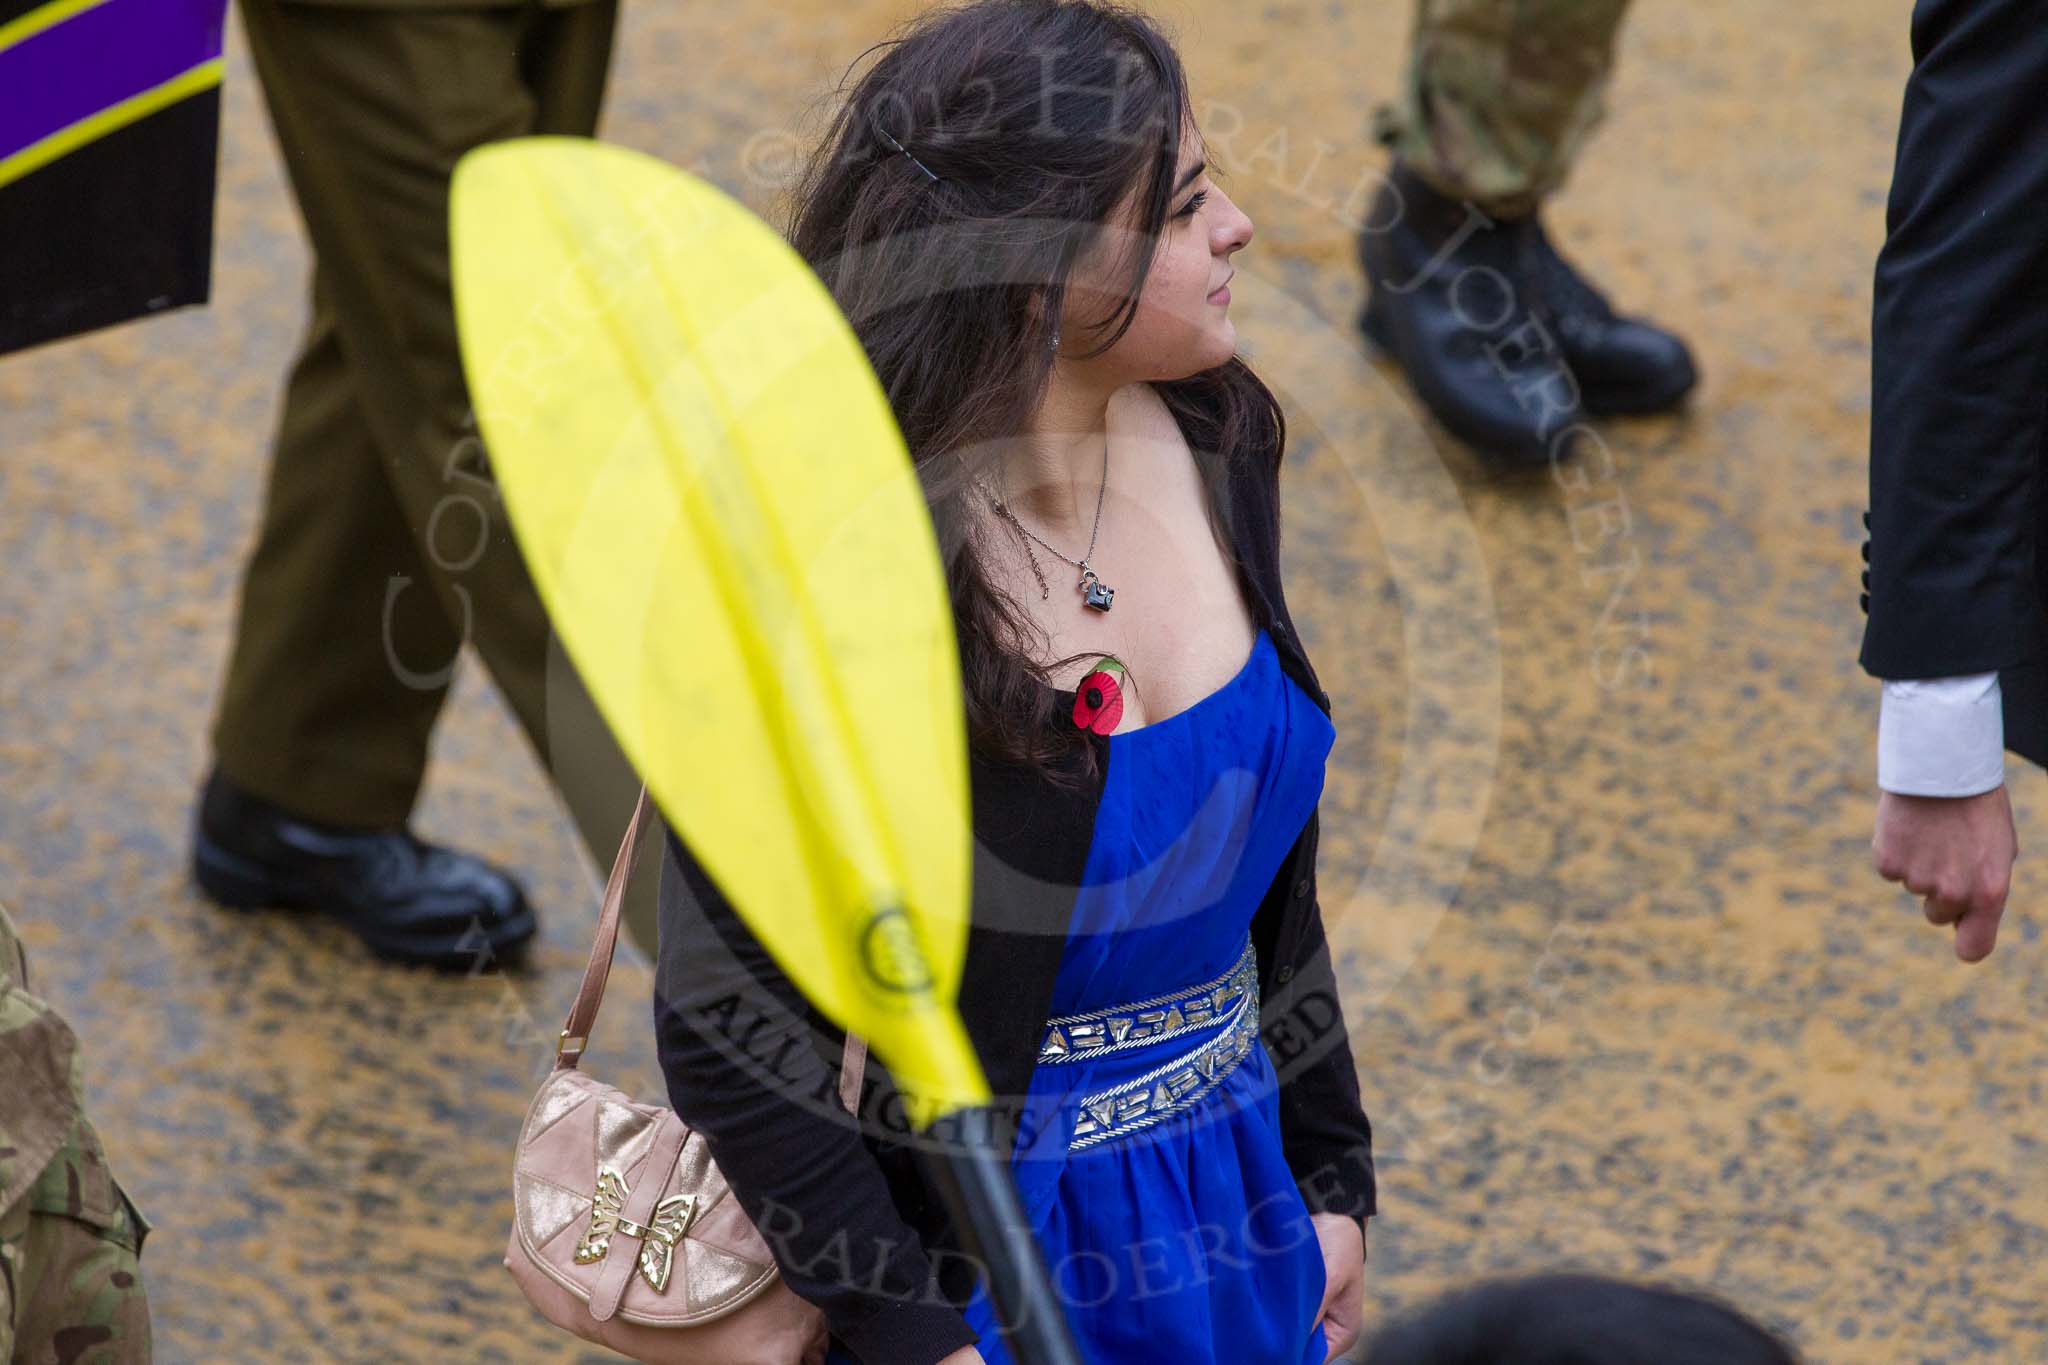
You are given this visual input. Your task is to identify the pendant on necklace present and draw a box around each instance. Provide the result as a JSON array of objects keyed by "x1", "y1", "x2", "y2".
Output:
[{"x1": 1078, "y1": 563, "x2": 1114, "y2": 613}]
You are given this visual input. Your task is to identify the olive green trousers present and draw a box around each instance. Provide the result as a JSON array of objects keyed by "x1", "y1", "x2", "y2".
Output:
[{"x1": 213, "y1": 0, "x2": 658, "y2": 952}]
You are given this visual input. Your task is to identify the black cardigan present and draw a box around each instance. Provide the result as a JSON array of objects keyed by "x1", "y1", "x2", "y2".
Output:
[{"x1": 651, "y1": 432, "x2": 1377, "y2": 1365}]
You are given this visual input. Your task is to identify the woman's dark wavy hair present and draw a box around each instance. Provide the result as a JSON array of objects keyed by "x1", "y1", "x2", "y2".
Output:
[{"x1": 787, "y1": 0, "x2": 1287, "y2": 777}]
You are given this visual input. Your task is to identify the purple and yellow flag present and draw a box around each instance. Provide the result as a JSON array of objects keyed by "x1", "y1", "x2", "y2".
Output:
[{"x1": 0, "y1": 0, "x2": 229, "y2": 355}]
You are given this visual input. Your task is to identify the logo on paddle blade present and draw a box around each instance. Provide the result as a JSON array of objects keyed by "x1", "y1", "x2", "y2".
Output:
[{"x1": 859, "y1": 903, "x2": 936, "y2": 996}]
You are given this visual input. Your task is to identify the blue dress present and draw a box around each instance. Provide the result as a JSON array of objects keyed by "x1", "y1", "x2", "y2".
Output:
[{"x1": 833, "y1": 627, "x2": 1336, "y2": 1364}]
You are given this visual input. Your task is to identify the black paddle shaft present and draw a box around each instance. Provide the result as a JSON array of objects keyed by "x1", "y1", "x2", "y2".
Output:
[{"x1": 920, "y1": 1106, "x2": 1085, "y2": 1365}]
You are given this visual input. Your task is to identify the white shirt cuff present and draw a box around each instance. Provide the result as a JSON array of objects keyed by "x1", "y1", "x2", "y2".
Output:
[{"x1": 1877, "y1": 673, "x2": 2005, "y2": 797}]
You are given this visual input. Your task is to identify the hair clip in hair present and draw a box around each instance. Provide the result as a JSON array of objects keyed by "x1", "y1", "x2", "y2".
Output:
[{"x1": 871, "y1": 121, "x2": 942, "y2": 185}]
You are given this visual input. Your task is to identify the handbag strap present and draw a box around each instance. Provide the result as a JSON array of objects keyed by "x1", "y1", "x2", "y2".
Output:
[{"x1": 554, "y1": 786, "x2": 869, "y2": 1116}]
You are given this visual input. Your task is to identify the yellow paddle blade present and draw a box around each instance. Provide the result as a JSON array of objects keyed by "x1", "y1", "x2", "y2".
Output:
[{"x1": 450, "y1": 137, "x2": 983, "y2": 1124}]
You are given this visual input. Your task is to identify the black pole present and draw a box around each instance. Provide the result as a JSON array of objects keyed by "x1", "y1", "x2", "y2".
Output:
[{"x1": 921, "y1": 1105, "x2": 1084, "y2": 1365}]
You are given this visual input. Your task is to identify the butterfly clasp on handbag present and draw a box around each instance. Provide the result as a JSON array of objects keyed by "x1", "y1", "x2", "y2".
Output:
[{"x1": 574, "y1": 1166, "x2": 697, "y2": 1293}]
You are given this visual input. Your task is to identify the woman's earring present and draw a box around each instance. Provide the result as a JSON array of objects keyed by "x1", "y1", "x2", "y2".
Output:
[{"x1": 1049, "y1": 326, "x2": 1061, "y2": 354}]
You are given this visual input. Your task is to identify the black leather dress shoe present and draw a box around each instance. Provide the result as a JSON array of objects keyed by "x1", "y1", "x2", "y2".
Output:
[
  {"x1": 192, "y1": 770, "x2": 536, "y2": 970},
  {"x1": 1521, "y1": 218, "x2": 1698, "y2": 416},
  {"x1": 1359, "y1": 162, "x2": 1588, "y2": 465}
]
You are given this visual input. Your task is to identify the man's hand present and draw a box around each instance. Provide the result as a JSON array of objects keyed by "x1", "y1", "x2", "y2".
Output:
[
  {"x1": 1310, "y1": 1212, "x2": 1366, "y2": 1362},
  {"x1": 1873, "y1": 785, "x2": 2017, "y2": 962}
]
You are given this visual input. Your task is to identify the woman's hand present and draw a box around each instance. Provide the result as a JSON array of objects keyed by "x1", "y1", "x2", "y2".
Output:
[
  {"x1": 799, "y1": 1314, "x2": 828, "y2": 1365},
  {"x1": 807, "y1": 1327, "x2": 984, "y2": 1365},
  {"x1": 1310, "y1": 1212, "x2": 1367, "y2": 1362}
]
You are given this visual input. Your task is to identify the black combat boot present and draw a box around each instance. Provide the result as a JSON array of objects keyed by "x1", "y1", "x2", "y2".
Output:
[
  {"x1": 1359, "y1": 162, "x2": 1587, "y2": 465},
  {"x1": 192, "y1": 769, "x2": 536, "y2": 971},
  {"x1": 1519, "y1": 217, "x2": 1698, "y2": 416}
]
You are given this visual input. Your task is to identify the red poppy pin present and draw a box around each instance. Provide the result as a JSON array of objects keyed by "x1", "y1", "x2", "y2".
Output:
[{"x1": 1072, "y1": 656, "x2": 1127, "y2": 735}]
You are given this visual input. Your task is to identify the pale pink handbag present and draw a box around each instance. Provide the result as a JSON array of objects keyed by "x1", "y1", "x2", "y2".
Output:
[{"x1": 505, "y1": 788, "x2": 868, "y2": 1363}]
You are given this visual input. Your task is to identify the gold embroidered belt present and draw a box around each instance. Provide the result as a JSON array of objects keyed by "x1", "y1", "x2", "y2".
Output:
[{"x1": 1038, "y1": 937, "x2": 1261, "y2": 1152}]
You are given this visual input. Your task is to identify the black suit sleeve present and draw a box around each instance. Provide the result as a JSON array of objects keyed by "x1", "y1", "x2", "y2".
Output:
[
  {"x1": 650, "y1": 830, "x2": 978, "y2": 1365},
  {"x1": 1860, "y1": 0, "x2": 2048, "y2": 680}
]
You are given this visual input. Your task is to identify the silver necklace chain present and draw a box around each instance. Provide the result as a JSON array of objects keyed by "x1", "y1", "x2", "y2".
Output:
[{"x1": 984, "y1": 442, "x2": 1115, "y2": 611}]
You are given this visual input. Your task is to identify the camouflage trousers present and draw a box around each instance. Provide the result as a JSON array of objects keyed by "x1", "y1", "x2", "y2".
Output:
[
  {"x1": 1376, "y1": 0, "x2": 1634, "y2": 216},
  {"x1": 0, "y1": 901, "x2": 152, "y2": 1364},
  {"x1": 0, "y1": 1194, "x2": 151, "y2": 1365}
]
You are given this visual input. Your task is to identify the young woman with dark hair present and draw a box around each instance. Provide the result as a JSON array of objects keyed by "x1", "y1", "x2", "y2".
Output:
[{"x1": 652, "y1": 3, "x2": 1376, "y2": 1362}]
